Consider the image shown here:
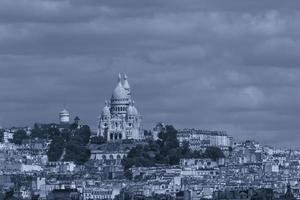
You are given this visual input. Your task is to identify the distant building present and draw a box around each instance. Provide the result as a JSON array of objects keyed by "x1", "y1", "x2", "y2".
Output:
[
  {"x1": 83, "y1": 184, "x2": 121, "y2": 200},
  {"x1": 3, "y1": 130, "x2": 14, "y2": 143},
  {"x1": 59, "y1": 108, "x2": 70, "y2": 125},
  {"x1": 97, "y1": 74, "x2": 143, "y2": 141},
  {"x1": 213, "y1": 188, "x2": 274, "y2": 200},
  {"x1": 152, "y1": 122, "x2": 166, "y2": 140},
  {"x1": 90, "y1": 150, "x2": 127, "y2": 166},
  {"x1": 74, "y1": 116, "x2": 80, "y2": 125},
  {"x1": 177, "y1": 129, "x2": 232, "y2": 151}
]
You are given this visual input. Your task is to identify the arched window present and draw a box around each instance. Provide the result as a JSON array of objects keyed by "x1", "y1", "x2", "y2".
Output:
[
  {"x1": 119, "y1": 133, "x2": 122, "y2": 139},
  {"x1": 109, "y1": 155, "x2": 114, "y2": 160},
  {"x1": 102, "y1": 155, "x2": 107, "y2": 160},
  {"x1": 110, "y1": 134, "x2": 113, "y2": 140}
]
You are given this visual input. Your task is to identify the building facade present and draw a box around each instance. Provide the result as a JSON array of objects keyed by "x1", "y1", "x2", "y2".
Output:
[
  {"x1": 177, "y1": 129, "x2": 232, "y2": 151},
  {"x1": 97, "y1": 74, "x2": 142, "y2": 141}
]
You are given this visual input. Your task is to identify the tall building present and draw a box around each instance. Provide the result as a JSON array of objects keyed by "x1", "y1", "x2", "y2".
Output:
[{"x1": 97, "y1": 74, "x2": 142, "y2": 141}]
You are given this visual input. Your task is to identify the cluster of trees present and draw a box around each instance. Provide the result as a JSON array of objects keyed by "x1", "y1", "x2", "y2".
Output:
[
  {"x1": 47, "y1": 136, "x2": 65, "y2": 161},
  {"x1": 0, "y1": 189, "x2": 17, "y2": 200},
  {"x1": 8, "y1": 123, "x2": 92, "y2": 165},
  {"x1": 47, "y1": 125, "x2": 91, "y2": 165},
  {"x1": 11, "y1": 130, "x2": 29, "y2": 145},
  {"x1": 114, "y1": 191, "x2": 174, "y2": 200},
  {"x1": 10, "y1": 124, "x2": 61, "y2": 145},
  {"x1": 122, "y1": 125, "x2": 225, "y2": 171}
]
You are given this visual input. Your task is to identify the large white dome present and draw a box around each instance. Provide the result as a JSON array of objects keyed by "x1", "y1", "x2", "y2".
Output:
[{"x1": 111, "y1": 74, "x2": 128, "y2": 100}]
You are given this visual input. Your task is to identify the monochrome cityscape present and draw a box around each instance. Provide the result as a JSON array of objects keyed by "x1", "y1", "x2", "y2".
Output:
[
  {"x1": 0, "y1": 73, "x2": 299, "y2": 200},
  {"x1": 1, "y1": 0, "x2": 300, "y2": 200}
]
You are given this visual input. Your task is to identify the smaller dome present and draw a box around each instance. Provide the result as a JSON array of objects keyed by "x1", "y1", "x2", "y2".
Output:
[
  {"x1": 132, "y1": 106, "x2": 138, "y2": 115},
  {"x1": 132, "y1": 100, "x2": 139, "y2": 115},
  {"x1": 127, "y1": 104, "x2": 135, "y2": 116},
  {"x1": 127, "y1": 100, "x2": 138, "y2": 116},
  {"x1": 60, "y1": 109, "x2": 69, "y2": 115},
  {"x1": 102, "y1": 101, "x2": 111, "y2": 116}
]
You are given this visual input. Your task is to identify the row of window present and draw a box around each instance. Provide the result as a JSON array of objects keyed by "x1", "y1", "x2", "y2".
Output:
[
  {"x1": 110, "y1": 133, "x2": 122, "y2": 140},
  {"x1": 112, "y1": 106, "x2": 126, "y2": 112}
]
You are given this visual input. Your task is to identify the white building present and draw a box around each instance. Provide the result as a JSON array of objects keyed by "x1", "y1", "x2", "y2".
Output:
[
  {"x1": 59, "y1": 108, "x2": 70, "y2": 125},
  {"x1": 97, "y1": 74, "x2": 142, "y2": 141},
  {"x1": 3, "y1": 131, "x2": 14, "y2": 143},
  {"x1": 177, "y1": 129, "x2": 232, "y2": 151}
]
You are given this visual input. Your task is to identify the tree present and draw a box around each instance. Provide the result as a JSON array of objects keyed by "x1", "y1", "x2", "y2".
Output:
[
  {"x1": 12, "y1": 130, "x2": 28, "y2": 145},
  {"x1": 90, "y1": 136, "x2": 106, "y2": 144},
  {"x1": 123, "y1": 125, "x2": 187, "y2": 170},
  {"x1": 158, "y1": 125, "x2": 179, "y2": 149},
  {"x1": 204, "y1": 146, "x2": 225, "y2": 161},
  {"x1": 122, "y1": 125, "x2": 211, "y2": 174},
  {"x1": 64, "y1": 140, "x2": 91, "y2": 164},
  {"x1": 47, "y1": 136, "x2": 65, "y2": 161},
  {"x1": 124, "y1": 169, "x2": 133, "y2": 180},
  {"x1": 62, "y1": 125, "x2": 91, "y2": 164},
  {"x1": 0, "y1": 130, "x2": 4, "y2": 142},
  {"x1": 30, "y1": 124, "x2": 60, "y2": 140}
]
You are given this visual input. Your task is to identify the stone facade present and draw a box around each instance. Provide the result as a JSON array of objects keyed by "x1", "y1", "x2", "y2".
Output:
[{"x1": 97, "y1": 74, "x2": 142, "y2": 141}]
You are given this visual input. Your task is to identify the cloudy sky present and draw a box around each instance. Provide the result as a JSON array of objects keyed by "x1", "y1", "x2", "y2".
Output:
[{"x1": 1, "y1": 0, "x2": 300, "y2": 147}]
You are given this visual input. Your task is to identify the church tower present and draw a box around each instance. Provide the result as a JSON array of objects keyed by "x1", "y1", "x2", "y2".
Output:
[{"x1": 97, "y1": 74, "x2": 142, "y2": 142}]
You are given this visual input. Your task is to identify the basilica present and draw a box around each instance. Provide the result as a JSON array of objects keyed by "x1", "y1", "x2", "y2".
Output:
[{"x1": 97, "y1": 74, "x2": 143, "y2": 141}]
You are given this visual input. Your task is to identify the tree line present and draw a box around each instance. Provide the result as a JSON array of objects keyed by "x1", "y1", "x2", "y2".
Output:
[{"x1": 122, "y1": 125, "x2": 225, "y2": 172}]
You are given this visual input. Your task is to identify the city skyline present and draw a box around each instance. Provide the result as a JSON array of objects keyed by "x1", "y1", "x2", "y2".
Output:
[{"x1": 1, "y1": 0, "x2": 300, "y2": 148}]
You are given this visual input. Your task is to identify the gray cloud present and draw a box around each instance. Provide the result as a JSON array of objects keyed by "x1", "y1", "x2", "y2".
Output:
[{"x1": 0, "y1": 0, "x2": 300, "y2": 148}]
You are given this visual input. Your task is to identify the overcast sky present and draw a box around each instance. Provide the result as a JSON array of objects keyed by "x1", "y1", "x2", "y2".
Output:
[{"x1": 1, "y1": 0, "x2": 300, "y2": 148}]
